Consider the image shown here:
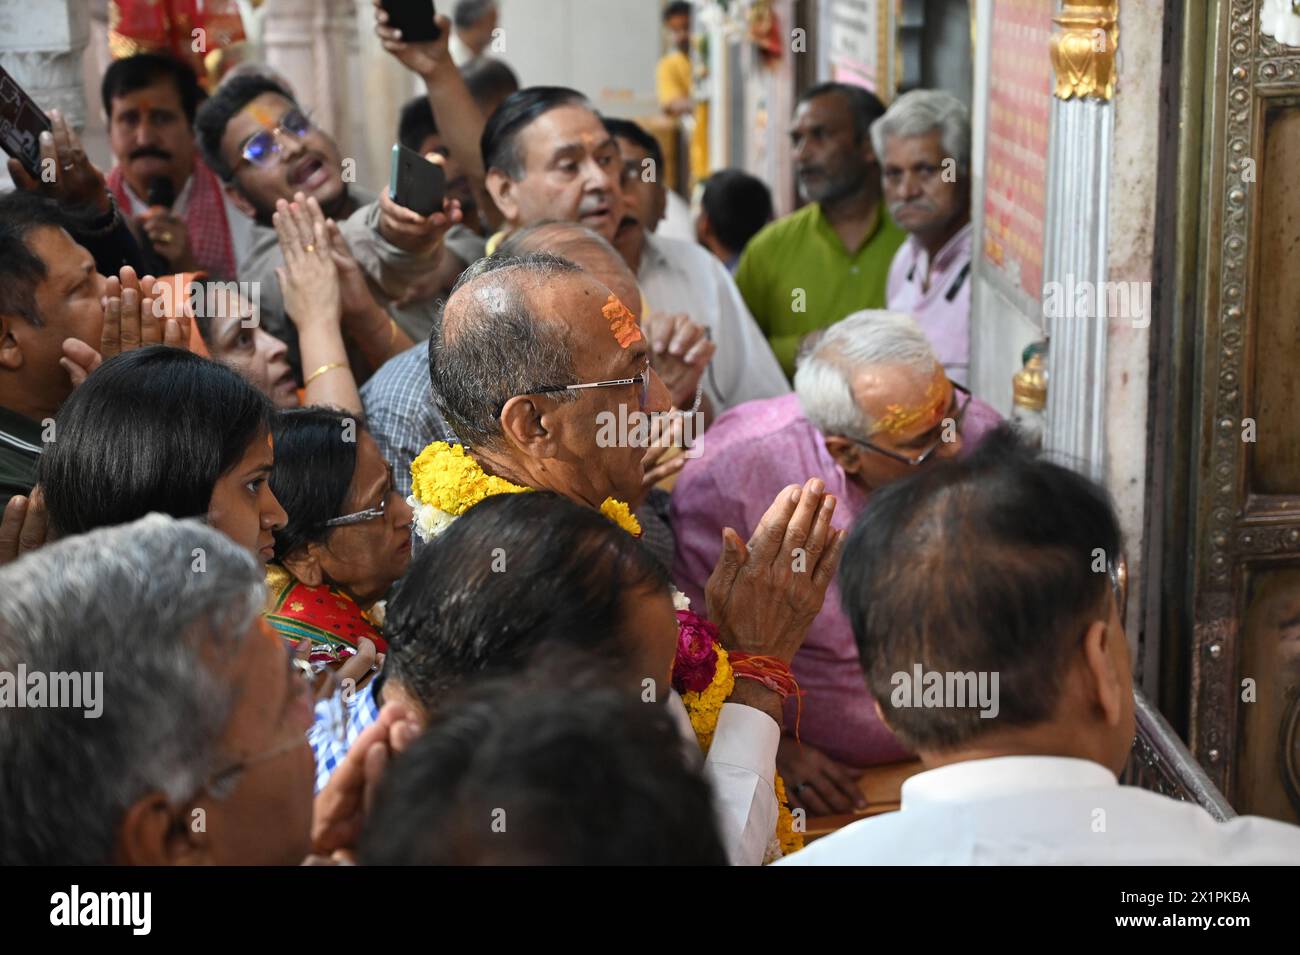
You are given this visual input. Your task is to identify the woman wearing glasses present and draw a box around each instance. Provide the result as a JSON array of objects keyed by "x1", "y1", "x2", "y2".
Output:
[{"x1": 264, "y1": 407, "x2": 414, "y2": 675}]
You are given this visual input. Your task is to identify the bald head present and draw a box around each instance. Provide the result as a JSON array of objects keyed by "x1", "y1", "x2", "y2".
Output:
[
  {"x1": 499, "y1": 221, "x2": 641, "y2": 317},
  {"x1": 432, "y1": 253, "x2": 587, "y2": 449}
]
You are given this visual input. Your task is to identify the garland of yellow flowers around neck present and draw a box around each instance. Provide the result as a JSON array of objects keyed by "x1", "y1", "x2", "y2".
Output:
[{"x1": 408, "y1": 440, "x2": 803, "y2": 862}]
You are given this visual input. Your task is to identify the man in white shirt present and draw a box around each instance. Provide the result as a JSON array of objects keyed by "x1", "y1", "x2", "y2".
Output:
[
  {"x1": 449, "y1": 0, "x2": 499, "y2": 67},
  {"x1": 782, "y1": 425, "x2": 1300, "y2": 865},
  {"x1": 605, "y1": 118, "x2": 791, "y2": 416}
]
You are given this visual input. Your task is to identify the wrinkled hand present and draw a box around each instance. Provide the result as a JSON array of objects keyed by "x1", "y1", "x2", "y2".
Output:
[
  {"x1": 778, "y1": 738, "x2": 866, "y2": 816},
  {"x1": 372, "y1": 1, "x2": 455, "y2": 80},
  {"x1": 0, "y1": 488, "x2": 49, "y2": 566},
  {"x1": 643, "y1": 312, "x2": 714, "y2": 410},
  {"x1": 6, "y1": 109, "x2": 110, "y2": 214},
  {"x1": 274, "y1": 193, "x2": 342, "y2": 333},
  {"x1": 336, "y1": 636, "x2": 380, "y2": 691},
  {"x1": 705, "y1": 478, "x2": 847, "y2": 663},
  {"x1": 311, "y1": 700, "x2": 421, "y2": 858},
  {"x1": 138, "y1": 207, "x2": 195, "y2": 269},
  {"x1": 378, "y1": 189, "x2": 462, "y2": 257},
  {"x1": 99, "y1": 266, "x2": 184, "y2": 361}
]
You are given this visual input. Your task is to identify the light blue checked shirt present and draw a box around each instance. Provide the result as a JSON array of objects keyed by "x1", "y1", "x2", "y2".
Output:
[{"x1": 309, "y1": 678, "x2": 382, "y2": 794}]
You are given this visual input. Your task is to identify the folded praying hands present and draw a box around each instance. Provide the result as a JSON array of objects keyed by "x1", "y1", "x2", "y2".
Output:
[
  {"x1": 705, "y1": 478, "x2": 846, "y2": 665},
  {"x1": 60, "y1": 266, "x2": 188, "y2": 389}
]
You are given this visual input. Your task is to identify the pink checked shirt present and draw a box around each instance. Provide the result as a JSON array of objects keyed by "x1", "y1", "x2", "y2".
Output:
[
  {"x1": 670, "y1": 391, "x2": 1002, "y2": 768},
  {"x1": 886, "y1": 222, "x2": 973, "y2": 386}
]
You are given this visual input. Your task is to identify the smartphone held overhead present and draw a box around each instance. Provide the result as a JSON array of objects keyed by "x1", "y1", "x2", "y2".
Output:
[
  {"x1": 0, "y1": 64, "x2": 53, "y2": 180},
  {"x1": 381, "y1": 0, "x2": 441, "y2": 42}
]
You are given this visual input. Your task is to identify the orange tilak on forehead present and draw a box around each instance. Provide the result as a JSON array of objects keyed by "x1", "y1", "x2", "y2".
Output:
[
  {"x1": 246, "y1": 101, "x2": 280, "y2": 130},
  {"x1": 872, "y1": 379, "x2": 948, "y2": 438},
  {"x1": 602, "y1": 293, "x2": 642, "y2": 349}
]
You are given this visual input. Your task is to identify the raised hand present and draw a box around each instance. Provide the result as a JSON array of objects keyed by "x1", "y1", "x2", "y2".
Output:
[
  {"x1": 643, "y1": 311, "x2": 715, "y2": 411},
  {"x1": 377, "y1": 189, "x2": 463, "y2": 257},
  {"x1": 6, "y1": 109, "x2": 111, "y2": 214},
  {"x1": 273, "y1": 193, "x2": 342, "y2": 333},
  {"x1": 705, "y1": 477, "x2": 847, "y2": 664},
  {"x1": 372, "y1": 1, "x2": 455, "y2": 80},
  {"x1": 98, "y1": 266, "x2": 181, "y2": 361},
  {"x1": 0, "y1": 488, "x2": 49, "y2": 566},
  {"x1": 311, "y1": 700, "x2": 421, "y2": 859}
]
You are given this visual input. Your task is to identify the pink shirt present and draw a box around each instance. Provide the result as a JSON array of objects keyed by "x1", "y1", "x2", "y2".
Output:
[
  {"x1": 886, "y1": 222, "x2": 973, "y2": 385},
  {"x1": 670, "y1": 391, "x2": 1002, "y2": 767}
]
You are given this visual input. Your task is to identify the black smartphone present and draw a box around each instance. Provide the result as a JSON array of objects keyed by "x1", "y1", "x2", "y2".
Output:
[
  {"x1": 381, "y1": 0, "x2": 441, "y2": 43},
  {"x1": 0, "y1": 64, "x2": 52, "y2": 180},
  {"x1": 390, "y1": 143, "x2": 447, "y2": 216}
]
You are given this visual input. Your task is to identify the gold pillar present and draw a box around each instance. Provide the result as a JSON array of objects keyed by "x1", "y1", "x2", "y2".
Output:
[{"x1": 1050, "y1": 0, "x2": 1119, "y2": 101}]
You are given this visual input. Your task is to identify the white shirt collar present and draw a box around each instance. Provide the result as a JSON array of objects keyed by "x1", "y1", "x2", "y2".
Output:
[
  {"x1": 122, "y1": 171, "x2": 195, "y2": 218},
  {"x1": 902, "y1": 755, "x2": 1118, "y2": 807}
]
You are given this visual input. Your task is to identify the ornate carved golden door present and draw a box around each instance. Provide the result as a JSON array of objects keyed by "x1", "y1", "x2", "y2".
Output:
[{"x1": 1181, "y1": 0, "x2": 1300, "y2": 822}]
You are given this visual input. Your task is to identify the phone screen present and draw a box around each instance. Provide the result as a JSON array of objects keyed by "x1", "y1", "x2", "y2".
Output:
[
  {"x1": 382, "y1": 0, "x2": 441, "y2": 43},
  {"x1": 0, "y1": 65, "x2": 52, "y2": 179}
]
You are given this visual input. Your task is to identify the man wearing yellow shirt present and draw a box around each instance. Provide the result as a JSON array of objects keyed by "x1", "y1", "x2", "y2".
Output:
[
  {"x1": 656, "y1": 1, "x2": 709, "y2": 185},
  {"x1": 735, "y1": 83, "x2": 906, "y2": 378}
]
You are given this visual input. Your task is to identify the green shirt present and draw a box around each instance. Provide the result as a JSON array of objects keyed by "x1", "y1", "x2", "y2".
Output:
[
  {"x1": 0, "y1": 405, "x2": 42, "y2": 509},
  {"x1": 734, "y1": 202, "x2": 907, "y2": 378}
]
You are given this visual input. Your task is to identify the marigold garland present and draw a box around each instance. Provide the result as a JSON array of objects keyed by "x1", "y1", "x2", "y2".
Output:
[
  {"x1": 676, "y1": 630, "x2": 804, "y2": 862},
  {"x1": 408, "y1": 440, "x2": 639, "y2": 540}
]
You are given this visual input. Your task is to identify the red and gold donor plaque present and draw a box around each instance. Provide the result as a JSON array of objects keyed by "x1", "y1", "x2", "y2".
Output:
[{"x1": 982, "y1": 0, "x2": 1053, "y2": 300}]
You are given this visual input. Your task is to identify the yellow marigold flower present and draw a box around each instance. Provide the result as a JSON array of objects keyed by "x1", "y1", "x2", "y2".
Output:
[
  {"x1": 774, "y1": 773, "x2": 805, "y2": 857},
  {"x1": 410, "y1": 441, "x2": 529, "y2": 516},
  {"x1": 599, "y1": 497, "x2": 642, "y2": 537}
]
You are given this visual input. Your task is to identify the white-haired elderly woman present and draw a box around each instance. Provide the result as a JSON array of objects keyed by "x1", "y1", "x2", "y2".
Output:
[
  {"x1": 870, "y1": 89, "x2": 974, "y2": 386},
  {"x1": 671, "y1": 310, "x2": 1002, "y2": 816}
]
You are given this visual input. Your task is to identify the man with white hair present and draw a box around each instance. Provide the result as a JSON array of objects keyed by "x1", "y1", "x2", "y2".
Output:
[
  {"x1": 872, "y1": 90, "x2": 973, "y2": 385},
  {"x1": 0, "y1": 514, "x2": 316, "y2": 865},
  {"x1": 671, "y1": 311, "x2": 1001, "y2": 816}
]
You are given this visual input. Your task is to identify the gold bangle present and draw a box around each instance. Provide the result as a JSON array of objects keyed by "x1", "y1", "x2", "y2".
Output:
[{"x1": 305, "y1": 361, "x2": 346, "y2": 386}]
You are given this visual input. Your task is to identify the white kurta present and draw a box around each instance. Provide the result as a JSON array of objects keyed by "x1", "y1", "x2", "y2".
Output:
[
  {"x1": 638, "y1": 232, "x2": 792, "y2": 413},
  {"x1": 666, "y1": 691, "x2": 780, "y2": 866},
  {"x1": 778, "y1": 755, "x2": 1300, "y2": 865}
]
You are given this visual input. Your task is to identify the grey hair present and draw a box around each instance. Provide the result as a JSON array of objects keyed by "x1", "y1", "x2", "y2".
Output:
[
  {"x1": 0, "y1": 514, "x2": 266, "y2": 865},
  {"x1": 454, "y1": 0, "x2": 497, "y2": 30},
  {"x1": 429, "y1": 251, "x2": 585, "y2": 449},
  {"x1": 794, "y1": 310, "x2": 938, "y2": 438},
  {"x1": 869, "y1": 89, "x2": 971, "y2": 172}
]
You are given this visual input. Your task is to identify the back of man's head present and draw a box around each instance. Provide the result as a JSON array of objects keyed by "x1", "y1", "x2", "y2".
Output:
[
  {"x1": 838, "y1": 425, "x2": 1130, "y2": 757},
  {"x1": 0, "y1": 514, "x2": 265, "y2": 864},
  {"x1": 101, "y1": 52, "x2": 205, "y2": 125},
  {"x1": 195, "y1": 73, "x2": 296, "y2": 181},
  {"x1": 479, "y1": 86, "x2": 590, "y2": 178},
  {"x1": 454, "y1": 0, "x2": 497, "y2": 31},
  {"x1": 0, "y1": 191, "x2": 68, "y2": 328},
  {"x1": 385, "y1": 491, "x2": 669, "y2": 708},
  {"x1": 398, "y1": 95, "x2": 438, "y2": 153},
  {"x1": 429, "y1": 251, "x2": 581, "y2": 449},
  {"x1": 461, "y1": 57, "x2": 520, "y2": 118},
  {"x1": 360, "y1": 659, "x2": 727, "y2": 865},
  {"x1": 700, "y1": 168, "x2": 773, "y2": 256}
]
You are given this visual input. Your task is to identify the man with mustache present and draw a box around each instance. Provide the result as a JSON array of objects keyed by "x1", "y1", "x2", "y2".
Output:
[
  {"x1": 874, "y1": 90, "x2": 973, "y2": 386},
  {"x1": 604, "y1": 118, "x2": 789, "y2": 416},
  {"x1": 734, "y1": 83, "x2": 906, "y2": 379},
  {"x1": 102, "y1": 53, "x2": 253, "y2": 278}
]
